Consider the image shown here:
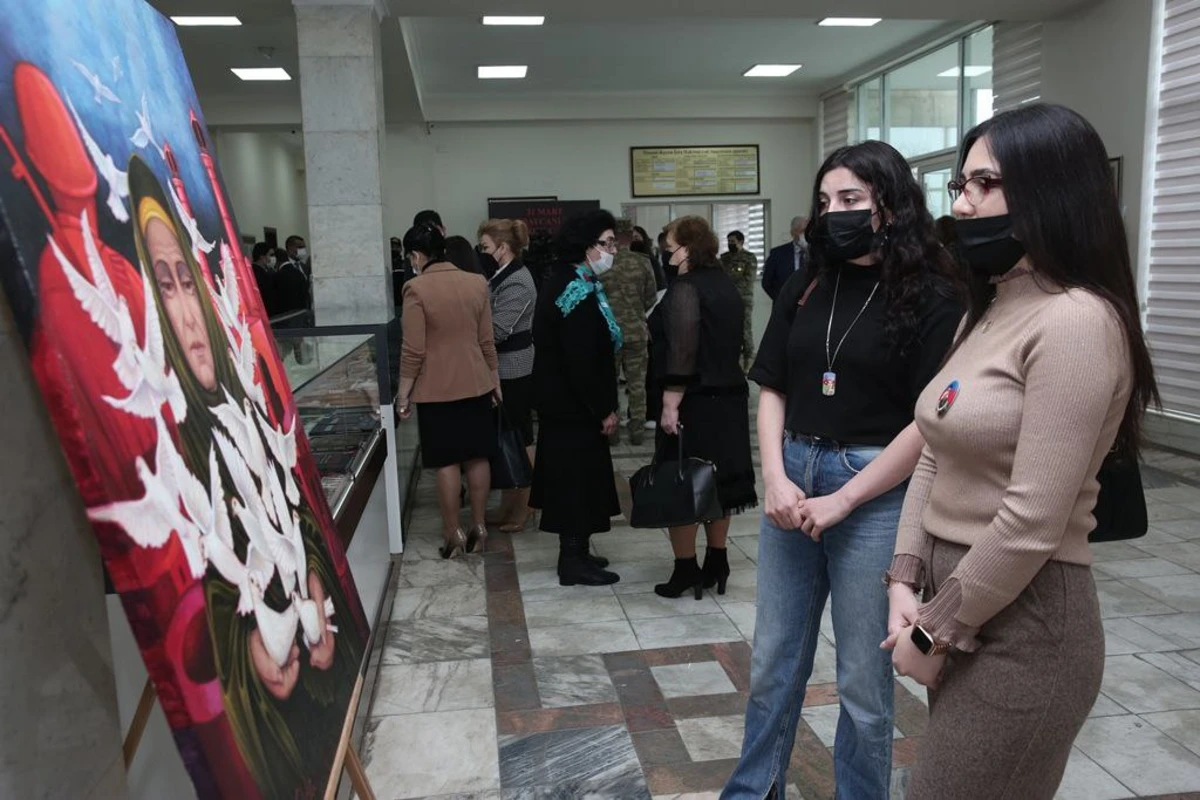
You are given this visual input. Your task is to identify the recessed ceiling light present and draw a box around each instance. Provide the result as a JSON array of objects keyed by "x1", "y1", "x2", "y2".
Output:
[
  {"x1": 482, "y1": 16, "x2": 546, "y2": 26},
  {"x1": 818, "y1": 18, "x2": 883, "y2": 27},
  {"x1": 938, "y1": 66, "x2": 993, "y2": 78},
  {"x1": 171, "y1": 16, "x2": 242, "y2": 26},
  {"x1": 478, "y1": 65, "x2": 528, "y2": 79},
  {"x1": 231, "y1": 67, "x2": 292, "y2": 81},
  {"x1": 744, "y1": 64, "x2": 803, "y2": 78}
]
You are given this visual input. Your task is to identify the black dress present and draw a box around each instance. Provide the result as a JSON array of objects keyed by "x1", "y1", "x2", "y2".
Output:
[
  {"x1": 653, "y1": 267, "x2": 758, "y2": 516},
  {"x1": 529, "y1": 264, "x2": 621, "y2": 535}
]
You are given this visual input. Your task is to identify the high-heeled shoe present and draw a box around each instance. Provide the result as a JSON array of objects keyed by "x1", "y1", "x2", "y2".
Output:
[
  {"x1": 439, "y1": 528, "x2": 467, "y2": 559},
  {"x1": 465, "y1": 524, "x2": 488, "y2": 554},
  {"x1": 499, "y1": 509, "x2": 535, "y2": 534},
  {"x1": 655, "y1": 557, "x2": 704, "y2": 600},
  {"x1": 700, "y1": 547, "x2": 730, "y2": 595}
]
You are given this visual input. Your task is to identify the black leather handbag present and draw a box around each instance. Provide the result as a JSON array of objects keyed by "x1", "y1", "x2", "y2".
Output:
[
  {"x1": 489, "y1": 403, "x2": 533, "y2": 490},
  {"x1": 629, "y1": 425, "x2": 723, "y2": 529},
  {"x1": 1090, "y1": 454, "x2": 1148, "y2": 543}
]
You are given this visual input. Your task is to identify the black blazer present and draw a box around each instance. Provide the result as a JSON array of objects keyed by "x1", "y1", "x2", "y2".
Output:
[
  {"x1": 762, "y1": 241, "x2": 805, "y2": 301},
  {"x1": 532, "y1": 265, "x2": 619, "y2": 424}
]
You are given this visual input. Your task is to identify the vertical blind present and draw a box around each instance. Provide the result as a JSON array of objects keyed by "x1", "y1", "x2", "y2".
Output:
[
  {"x1": 1146, "y1": 0, "x2": 1200, "y2": 419},
  {"x1": 992, "y1": 22, "x2": 1043, "y2": 112},
  {"x1": 713, "y1": 203, "x2": 768, "y2": 267},
  {"x1": 821, "y1": 89, "x2": 852, "y2": 158}
]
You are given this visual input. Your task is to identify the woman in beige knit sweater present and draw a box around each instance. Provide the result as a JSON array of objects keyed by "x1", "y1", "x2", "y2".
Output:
[{"x1": 883, "y1": 105, "x2": 1159, "y2": 795}]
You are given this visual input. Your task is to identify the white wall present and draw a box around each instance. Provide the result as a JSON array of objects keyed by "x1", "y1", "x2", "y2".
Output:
[
  {"x1": 382, "y1": 118, "x2": 817, "y2": 249},
  {"x1": 1041, "y1": 0, "x2": 1155, "y2": 270},
  {"x1": 213, "y1": 129, "x2": 311, "y2": 245}
]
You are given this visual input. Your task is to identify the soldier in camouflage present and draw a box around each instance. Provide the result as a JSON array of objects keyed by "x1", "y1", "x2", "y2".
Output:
[
  {"x1": 721, "y1": 230, "x2": 758, "y2": 371},
  {"x1": 599, "y1": 219, "x2": 658, "y2": 445}
]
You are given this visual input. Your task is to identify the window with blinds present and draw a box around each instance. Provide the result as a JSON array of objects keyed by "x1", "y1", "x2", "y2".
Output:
[
  {"x1": 713, "y1": 203, "x2": 767, "y2": 268},
  {"x1": 821, "y1": 90, "x2": 851, "y2": 158},
  {"x1": 1146, "y1": 0, "x2": 1200, "y2": 420},
  {"x1": 992, "y1": 22, "x2": 1043, "y2": 112},
  {"x1": 622, "y1": 202, "x2": 769, "y2": 270}
]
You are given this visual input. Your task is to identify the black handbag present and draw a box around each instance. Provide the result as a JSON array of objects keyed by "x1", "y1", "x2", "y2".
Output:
[
  {"x1": 629, "y1": 425, "x2": 723, "y2": 529},
  {"x1": 1090, "y1": 453, "x2": 1148, "y2": 543},
  {"x1": 489, "y1": 403, "x2": 533, "y2": 490}
]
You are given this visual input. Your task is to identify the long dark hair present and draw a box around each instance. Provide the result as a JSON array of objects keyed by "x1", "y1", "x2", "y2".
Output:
[
  {"x1": 444, "y1": 235, "x2": 483, "y2": 274},
  {"x1": 806, "y1": 141, "x2": 960, "y2": 351},
  {"x1": 956, "y1": 103, "x2": 1159, "y2": 459}
]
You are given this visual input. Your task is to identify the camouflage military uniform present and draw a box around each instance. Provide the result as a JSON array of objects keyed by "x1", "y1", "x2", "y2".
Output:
[
  {"x1": 599, "y1": 245, "x2": 657, "y2": 443},
  {"x1": 721, "y1": 249, "x2": 759, "y2": 368}
]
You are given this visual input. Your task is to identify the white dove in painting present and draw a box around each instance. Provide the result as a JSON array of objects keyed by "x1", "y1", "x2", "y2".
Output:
[
  {"x1": 130, "y1": 92, "x2": 163, "y2": 158},
  {"x1": 51, "y1": 210, "x2": 187, "y2": 423},
  {"x1": 65, "y1": 95, "x2": 129, "y2": 222},
  {"x1": 166, "y1": 176, "x2": 215, "y2": 264},
  {"x1": 252, "y1": 592, "x2": 300, "y2": 668},
  {"x1": 88, "y1": 415, "x2": 205, "y2": 578},
  {"x1": 72, "y1": 60, "x2": 121, "y2": 105}
]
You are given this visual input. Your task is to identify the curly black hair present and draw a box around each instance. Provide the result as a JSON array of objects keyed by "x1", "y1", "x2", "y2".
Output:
[
  {"x1": 554, "y1": 208, "x2": 617, "y2": 265},
  {"x1": 806, "y1": 140, "x2": 961, "y2": 352}
]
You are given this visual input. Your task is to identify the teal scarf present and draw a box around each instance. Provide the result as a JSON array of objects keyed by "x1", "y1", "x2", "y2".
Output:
[{"x1": 555, "y1": 264, "x2": 624, "y2": 352}]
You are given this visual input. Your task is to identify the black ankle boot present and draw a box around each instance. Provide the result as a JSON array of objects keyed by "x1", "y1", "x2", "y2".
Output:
[
  {"x1": 655, "y1": 557, "x2": 704, "y2": 600},
  {"x1": 558, "y1": 536, "x2": 620, "y2": 586},
  {"x1": 701, "y1": 547, "x2": 730, "y2": 595},
  {"x1": 582, "y1": 534, "x2": 610, "y2": 569}
]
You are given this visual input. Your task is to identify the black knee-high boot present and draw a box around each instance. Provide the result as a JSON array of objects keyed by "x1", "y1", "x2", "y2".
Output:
[
  {"x1": 582, "y1": 534, "x2": 610, "y2": 569},
  {"x1": 558, "y1": 535, "x2": 620, "y2": 586}
]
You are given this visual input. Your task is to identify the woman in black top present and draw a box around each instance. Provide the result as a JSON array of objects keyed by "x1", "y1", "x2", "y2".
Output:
[
  {"x1": 653, "y1": 216, "x2": 758, "y2": 599},
  {"x1": 529, "y1": 209, "x2": 624, "y2": 586},
  {"x1": 723, "y1": 141, "x2": 961, "y2": 799}
]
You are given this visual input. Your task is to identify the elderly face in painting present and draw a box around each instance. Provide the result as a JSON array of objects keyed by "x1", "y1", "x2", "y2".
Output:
[{"x1": 143, "y1": 214, "x2": 217, "y2": 391}]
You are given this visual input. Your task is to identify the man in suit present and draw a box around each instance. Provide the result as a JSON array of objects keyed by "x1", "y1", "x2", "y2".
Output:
[{"x1": 761, "y1": 216, "x2": 809, "y2": 301}]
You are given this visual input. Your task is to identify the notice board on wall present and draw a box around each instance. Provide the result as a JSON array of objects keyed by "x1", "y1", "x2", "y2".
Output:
[{"x1": 630, "y1": 145, "x2": 761, "y2": 198}]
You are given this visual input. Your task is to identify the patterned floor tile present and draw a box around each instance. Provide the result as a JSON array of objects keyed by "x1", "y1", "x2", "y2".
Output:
[
  {"x1": 651, "y1": 662, "x2": 738, "y2": 699},
  {"x1": 533, "y1": 655, "x2": 620, "y2": 708},
  {"x1": 384, "y1": 616, "x2": 491, "y2": 665},
  {"x1": 371, "y1": 659, "x2": 493, "y2": 716}
]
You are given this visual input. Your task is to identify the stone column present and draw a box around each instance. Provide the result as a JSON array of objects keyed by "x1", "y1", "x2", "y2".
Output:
[
  {"x1": 294, "y1": 0, "x2": 391, "y2": 325},
  {"x1": 0, "y1": 288, "x2": 127, "y2": 797}
]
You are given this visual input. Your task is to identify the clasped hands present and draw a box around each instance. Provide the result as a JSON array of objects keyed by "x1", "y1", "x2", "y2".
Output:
[{"x1": 762, "y1": 478, "x2": 852, "y2": 542}]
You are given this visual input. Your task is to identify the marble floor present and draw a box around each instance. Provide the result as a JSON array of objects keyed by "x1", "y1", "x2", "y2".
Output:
[{"x1": 360, "y1": 420, "x2": 1200, "y2": 799}]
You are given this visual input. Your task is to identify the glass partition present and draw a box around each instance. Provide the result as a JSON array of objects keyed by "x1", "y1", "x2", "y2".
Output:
[{"x1": 886, "y1": 42, "x2": 961, "y2": 159}]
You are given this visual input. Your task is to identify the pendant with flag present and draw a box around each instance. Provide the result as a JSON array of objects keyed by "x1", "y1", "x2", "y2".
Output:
[{"x1": 937, "y1": 380, "x2": 960, "y2": 417}]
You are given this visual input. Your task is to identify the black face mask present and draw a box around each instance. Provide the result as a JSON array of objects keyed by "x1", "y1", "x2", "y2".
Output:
[
  {"x1": 955, "y1": 214, "x2": 1026, "y2": 277},
  {"x1": 816, "y1": 210, "x2": 883, "y2": 262}
]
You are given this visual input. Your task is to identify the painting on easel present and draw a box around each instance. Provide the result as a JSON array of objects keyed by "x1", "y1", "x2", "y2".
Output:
[{"x1": 0, "y1": 1, "x2": 368, "y2": 797}]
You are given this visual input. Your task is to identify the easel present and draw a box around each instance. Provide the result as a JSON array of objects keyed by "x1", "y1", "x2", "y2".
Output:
[{"x1": 122, "y1": 675, "x2": 376, "y2": 799}]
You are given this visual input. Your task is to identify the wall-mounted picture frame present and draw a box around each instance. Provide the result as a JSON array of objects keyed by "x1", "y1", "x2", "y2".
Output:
[{"x1": 1109, "y1": 155, "x2": 1123, "y2": 200}]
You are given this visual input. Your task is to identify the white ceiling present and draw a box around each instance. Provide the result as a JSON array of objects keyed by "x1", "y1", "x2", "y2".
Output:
[
  {"x1": 143, "y1": 0, "x2": 1091, "y2": 125},
  {"x1": 408, "y1": 18, "x2": 949, "y2": 96}
]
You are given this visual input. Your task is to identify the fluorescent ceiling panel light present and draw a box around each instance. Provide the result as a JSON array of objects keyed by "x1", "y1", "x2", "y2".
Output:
[
  {"x1": 482, "y1": 16, "x2": 545, "y2": 25},
  {"x1": 744, "y1": 64, "x2": 802, "y2": 77},
  {"x1": 938, "y1": 66, "x2": 993, "y2": 77},
  {"x1": 818, "y1": 18, "x2": 882, "y2": 27},
  {"x1": 231, "y1": 67, "x2": 292, "y2": 81},
  {"x1": 478, "y1": 65, "x2": 528, "y2": 79},
  {"x1": 171, "y1": 16, "x2": 242, "y2": 26}
]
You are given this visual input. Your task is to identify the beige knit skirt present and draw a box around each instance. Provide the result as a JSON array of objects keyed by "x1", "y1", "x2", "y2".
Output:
[{"x1": 906, "y1": 538, "x2": 1104, "y2": 799}]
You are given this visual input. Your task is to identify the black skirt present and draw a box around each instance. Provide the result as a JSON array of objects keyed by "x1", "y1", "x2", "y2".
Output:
[
  {"x1": 530, "y1": 417, "x2": 620, "y2": 535},
  {"x1": 417, "y1": 393, "x2": 497, "y2": 468},
  {"x1": 500, "y1": 375, "x2": 535, "y2": 447},
  {"x1": 655, "y1": 386, "x2": 758, "y2": 516}
]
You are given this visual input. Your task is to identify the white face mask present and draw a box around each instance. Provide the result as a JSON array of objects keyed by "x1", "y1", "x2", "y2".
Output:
[
  {"x1": 590, "y1": 249, "x2": 615, "y2": 275},
  {"x1": 296, "y1": 247, "x2": 308, "y2": 261},
  {"x1": 267, "y1": 255, "x2": 277, "y2": 269}
]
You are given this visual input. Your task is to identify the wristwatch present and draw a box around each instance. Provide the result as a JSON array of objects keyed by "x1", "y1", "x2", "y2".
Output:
[{"x1": 910, "y1": 624, "x2": 950, "y2": 656}]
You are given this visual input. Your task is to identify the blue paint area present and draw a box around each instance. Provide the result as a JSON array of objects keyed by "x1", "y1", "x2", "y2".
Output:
[{"x1": 0, "y1": 0, "x2": 233, "y2": 339}]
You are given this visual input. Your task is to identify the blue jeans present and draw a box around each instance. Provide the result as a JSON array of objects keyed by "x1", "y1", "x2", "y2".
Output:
[{"x1": 723, "y1": 435, "x2": 905, "y2": 799}]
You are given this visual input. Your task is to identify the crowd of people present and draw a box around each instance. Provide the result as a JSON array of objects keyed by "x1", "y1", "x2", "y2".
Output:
[{"x1": 384, "y1": 102, "x2": 1157, "y2": 798}]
